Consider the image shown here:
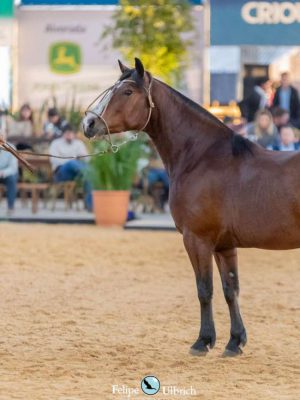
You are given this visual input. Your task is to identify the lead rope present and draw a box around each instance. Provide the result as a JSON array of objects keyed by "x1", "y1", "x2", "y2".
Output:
[
  {"x1": 0, "y1": 138, "x2": 34, "y2": 172},
  {"x1": 0, "y1": 131, "x2": 140, "y2": 174},
  {"x1": 0, "y1": 131, "x2": 139, "y2": 160}
]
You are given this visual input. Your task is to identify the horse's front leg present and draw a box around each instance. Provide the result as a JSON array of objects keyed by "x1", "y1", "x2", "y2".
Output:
[
  {"x1": 214, "y1": 248, "x2": 247, "y2": 357},
  {"x1": 183, "y1": 231, "x2": 215, "y2": 356}
]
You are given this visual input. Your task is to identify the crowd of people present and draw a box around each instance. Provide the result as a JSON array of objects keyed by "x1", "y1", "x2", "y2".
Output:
[
  {"x1": 0, "y1": 105, "x2": 167, "y2": 215},
  {"x1": 236, "y1": 72, "x2": 300, "y2": 150},
  {"x1": 1, "y1": 71, "x2": 300, "y2": 214},
  {"x1": 0, "y1": 107, "x2": 92, "y2": 214}
]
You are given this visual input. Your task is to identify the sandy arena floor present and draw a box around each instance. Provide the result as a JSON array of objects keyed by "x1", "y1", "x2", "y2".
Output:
[{"x1": 0, "y1": 223, "x2": 299, "y2": 400}]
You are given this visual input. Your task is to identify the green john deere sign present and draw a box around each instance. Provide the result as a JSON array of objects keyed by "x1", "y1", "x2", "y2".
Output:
[
  {"x1": 0, "y1": 0, "x2": 14, "y2": 18},
  {"x1": 49, "y1": 42, "x2": 81, "y2": 75}
]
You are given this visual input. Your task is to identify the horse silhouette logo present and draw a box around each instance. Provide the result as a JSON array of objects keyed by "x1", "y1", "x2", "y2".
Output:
[
  {"x1": 49, "y1": 42, "x2": 81, "y2": 75},
  {"x1": 141, "y1": 376, "x2": 160, "y2": 395}
]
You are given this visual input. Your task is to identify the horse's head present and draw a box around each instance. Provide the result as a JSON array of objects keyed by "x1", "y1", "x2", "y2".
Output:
[{"x1": 83, "y1": 58, "x2": 154, "y2": 139}]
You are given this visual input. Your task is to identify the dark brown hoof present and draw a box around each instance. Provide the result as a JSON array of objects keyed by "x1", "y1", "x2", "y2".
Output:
[
  {"x1": 189, "y1": 347, "x2": 208, "y2": 357},
  {"x1": 189, "y1": 335, "x2": 214, "y2": 356},
  {"x1": 222, "y1": 347, "x2": 243, "y2": 358}
]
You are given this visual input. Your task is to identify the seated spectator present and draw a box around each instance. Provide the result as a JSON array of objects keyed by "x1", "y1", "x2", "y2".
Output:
[
  {"x1": 7, "y1": 103, "x2": 34, "y2": 139},
  {"x1": 147, "y1": 145, "x2": 169, "y2": 211},
  {"x1": 270, "y1": 125, "x2": 300, "y2": 151},
  {"x1": 272, "y1": 107, "x2": 291, "y2": 131},
  {"x1": 44, "y1": 108, "x2": 68, "y2": 140},
  {"x1": 49, "y1": 125, "x2": 92, "y2": 211},
  {"x1": 0, "y1": 137, "x2": 18, "y2": 215},
  {"x1": 246, "y1": 109, "x2": 278, "y2": 148}
]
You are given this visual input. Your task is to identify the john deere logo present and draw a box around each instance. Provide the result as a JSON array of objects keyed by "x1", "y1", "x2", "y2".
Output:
[{"x1": 49, "y1": 42, "x2": 81, "y2": 74}]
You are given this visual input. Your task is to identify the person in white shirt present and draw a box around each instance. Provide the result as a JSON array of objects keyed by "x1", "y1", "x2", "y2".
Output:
[
  {"x1": 0, "y1": 143, "x2": 18, "y2": 214},
  {"x1": 49, "y1": 125, "x2": 92, "y2": 211}
]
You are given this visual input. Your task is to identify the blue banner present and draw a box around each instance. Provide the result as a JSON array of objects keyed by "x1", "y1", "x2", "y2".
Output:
[
  {"x1": 211, "y1": 0, "x2": 300, "y2": 46},
  {"x1": 21, "y1": 0, "x2": 203, "y2": 5}
]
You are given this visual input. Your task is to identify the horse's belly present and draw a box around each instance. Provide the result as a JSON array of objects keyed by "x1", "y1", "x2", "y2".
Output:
[{"x1": 234, "y1": 218, "x2": 300, "y2": 250}]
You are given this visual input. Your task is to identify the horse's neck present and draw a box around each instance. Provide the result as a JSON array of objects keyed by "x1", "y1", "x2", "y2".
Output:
[{"x1": 146, "y1": 80, "x2": 231, "y2": 174}]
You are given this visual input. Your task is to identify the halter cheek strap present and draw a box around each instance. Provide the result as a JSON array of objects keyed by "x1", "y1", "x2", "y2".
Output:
[{"x1": 85, "y1": 74, "x2": 155, "y2": 143}]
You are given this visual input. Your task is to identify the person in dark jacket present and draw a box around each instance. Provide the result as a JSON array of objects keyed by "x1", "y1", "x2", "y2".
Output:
[
  {"x1": 273, "y1": 72, "x2": 300, "y2": 126},
  {"x1": 239, "y1": 77, "x2": 271, "y2": 123},
  {"x1": 43, "y1": 108, "x2": 68, "y2": 140}
]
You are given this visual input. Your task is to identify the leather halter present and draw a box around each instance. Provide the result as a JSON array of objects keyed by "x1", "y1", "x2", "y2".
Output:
[{"x1": 84, "y1": 74, "x2": 155, "y2": 141}]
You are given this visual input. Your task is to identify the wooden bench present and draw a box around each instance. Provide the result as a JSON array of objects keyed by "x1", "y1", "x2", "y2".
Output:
[
  {"x1": 0, "y1": 155, "x2": 81, "y2": 214},
  {"x1": 18, "y1": 182, "x2": 49, "y2": 214},
  {"x1": 18, "y1": 156, "x2": 79, "y2": 213}
]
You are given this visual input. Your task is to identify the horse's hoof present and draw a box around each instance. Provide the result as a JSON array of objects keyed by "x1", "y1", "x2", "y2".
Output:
[
  {"x1": 189, "y1": 334, "x2": 215, "y2": 356},
  {"x1": 222, "y1": 347, "x2": 243, "y2": 358},
  {"x1": 189, "y1": 347, "x2": 208, "y2": 357}
]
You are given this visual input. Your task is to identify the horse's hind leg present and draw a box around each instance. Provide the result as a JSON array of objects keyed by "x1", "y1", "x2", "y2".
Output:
[
  {"x1": 214, "y1": 248, "x2": 247, "y2": 357},
  {"x1": 183, "y1": 231, "x2": 215, "y2": 356}
]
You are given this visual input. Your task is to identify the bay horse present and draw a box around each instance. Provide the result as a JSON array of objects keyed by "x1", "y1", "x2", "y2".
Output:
[{"x1": 83, "y1": 58, "x2": 299, "y2": 357}]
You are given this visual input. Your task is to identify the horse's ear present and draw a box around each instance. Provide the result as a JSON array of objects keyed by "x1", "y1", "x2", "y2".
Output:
[
  {"x1": 118, "y1": 59, "x2": 130, "y2": 73},
  {"x1": 135, "y1": 57, "x2": 144, "y2": 79}
]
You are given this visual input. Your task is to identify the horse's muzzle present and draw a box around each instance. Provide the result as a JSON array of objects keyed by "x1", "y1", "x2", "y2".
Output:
[{"x1": 82, "y1": 113, "x2": 107, "y2": 139}]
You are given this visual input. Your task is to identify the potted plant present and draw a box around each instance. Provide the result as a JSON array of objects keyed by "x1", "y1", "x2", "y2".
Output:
[{"x1": 88, "y1": 136, "x2": 146, "y2": 226}]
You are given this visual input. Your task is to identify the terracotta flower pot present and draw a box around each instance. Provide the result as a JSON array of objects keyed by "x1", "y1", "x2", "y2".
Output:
[{"x1": 92, "y1": 190, "x2": 130, "y2": 226}]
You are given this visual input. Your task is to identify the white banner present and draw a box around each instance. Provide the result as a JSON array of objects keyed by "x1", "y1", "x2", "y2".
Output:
[
  {"x1": 16, "y1": 8, "x2": 121, "y2": 110},
  {"x1": 16, "y1": 7, "x2": 204, "y2": 110}
]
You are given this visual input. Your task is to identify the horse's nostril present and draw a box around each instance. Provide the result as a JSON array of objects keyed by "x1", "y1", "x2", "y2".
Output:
[{"x1": 88, "y1": 119, "x2": 95, "y2": 129}]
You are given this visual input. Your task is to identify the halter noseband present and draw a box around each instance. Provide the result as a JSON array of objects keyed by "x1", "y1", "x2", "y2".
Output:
[{"x1": 84, "y1": 74, "x2": 155, "y2": 144}]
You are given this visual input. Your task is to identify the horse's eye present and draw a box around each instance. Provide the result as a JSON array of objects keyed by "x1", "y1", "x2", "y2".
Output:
[{"x1": 124, "y1": 89, "x2": 133, "y2": 96}]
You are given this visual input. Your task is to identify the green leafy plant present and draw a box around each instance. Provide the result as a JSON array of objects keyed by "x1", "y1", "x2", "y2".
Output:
[
  {"x1": 88, "y1": 137, "x2": 146, "y2": 191},
  {"x1": 102, "y1": 0, "x2": 195, "y2": 86}
]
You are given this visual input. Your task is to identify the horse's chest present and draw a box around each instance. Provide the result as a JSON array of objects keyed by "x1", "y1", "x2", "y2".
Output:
[{"x1": 169, "y1": 187, "x2": 222, "y2": 235}]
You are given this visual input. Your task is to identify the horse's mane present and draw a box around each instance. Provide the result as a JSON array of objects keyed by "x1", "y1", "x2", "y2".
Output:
[
  {"x1": 119, "y1": 70, "x2": 255, "y2": 157},
  {"x1": 159, "y1": 80, "x2": 255, "y2": 158}
]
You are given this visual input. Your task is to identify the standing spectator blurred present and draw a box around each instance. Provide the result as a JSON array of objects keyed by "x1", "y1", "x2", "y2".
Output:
[
  {"x1": 0, "y1": 135, "x2": 18, "y2": 215},
  {"x1": 246, "y1": 109, "x2": 278, "y2": 148},
  {"x1": 273, "y1": 72, "x2": 300, "y2": 126},
  {"x1": 270, "y1": 125, "x2": 300, "y2": 151},
  {"x1": 239, "y1": 77, "x2": 271, "y2": 122},
  {"x1": 272, "y1": 107, "x2": 291, "y2": 131},
  {"x1": 44, "y1": 108, "x2": 68, "y2": 140},
  {"x1": 49, "y1": 125, "x2": 92, "y2": 211}
]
